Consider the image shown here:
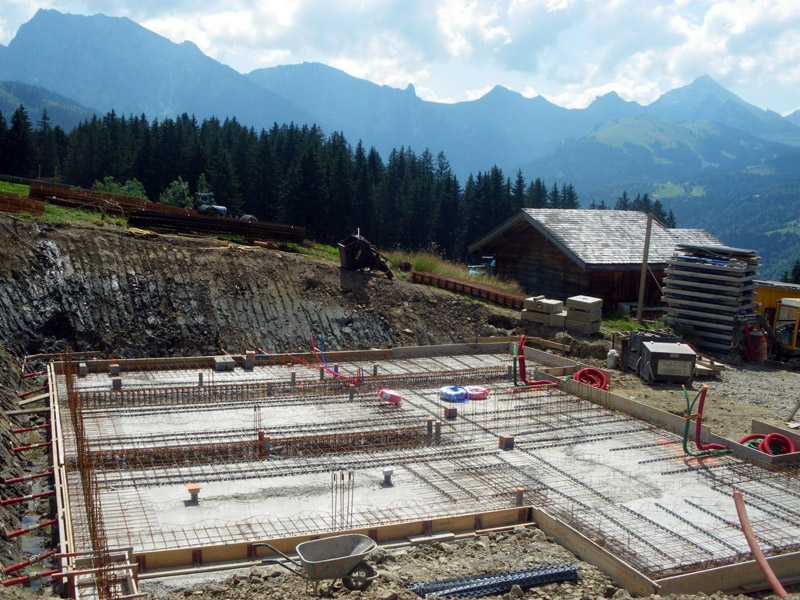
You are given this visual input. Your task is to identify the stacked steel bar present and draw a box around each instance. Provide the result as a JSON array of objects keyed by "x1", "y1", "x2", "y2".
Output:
[
  {"x1": 0, "y1": 192, "x2": 45, "y2": 215},
  {"x1": 29, "y1": 184, "x2": 196, "y2": 217},
  {"x1": 127, "y1": 209, "x2": 306, "y2": 244},
  {"x1": 411, "y1": 271, "x2": 527, "y2": 309},
  {"x1": 662, "y1": 244, "x2": 760, "y2": 353}
]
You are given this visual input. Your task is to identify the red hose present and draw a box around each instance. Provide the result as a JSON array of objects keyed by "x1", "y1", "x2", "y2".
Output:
[
  {"x1": 694, "y1": 385, "x2": 727, "y2": 451},
  {"x1": 733, "y1": 488, "x2": 788, "y2": 598},
  {"x1": 573, "y1": 368, "x2": 608, "y2": 390},
  {"x1": 735, "y1": 433, "x2": 796, "y2": 455},
  {"x1": 759, "y1": 433, "x2": 796, "y2": 456}
]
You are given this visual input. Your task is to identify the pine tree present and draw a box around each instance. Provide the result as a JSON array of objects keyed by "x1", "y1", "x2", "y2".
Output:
[
  {"x1": 547, "y1": 182, "x2": 560, "y2": 208},
  {"x1": 512, "y1": 170, "x2": 525, "y2": 211},
  {"x1": 791, "y1": 260, "x2": 800, "y2": 284},
  {"x1": 615, "y1": 191, "x2": 631, "y2": 211},
  {"x1": 7, "y1": 105, "x2": 35, "y2": 177}
]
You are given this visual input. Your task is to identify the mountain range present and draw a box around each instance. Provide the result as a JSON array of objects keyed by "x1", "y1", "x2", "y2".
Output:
[{"x1": 1, "y1": 9, "x2": 799, "y2": 277}]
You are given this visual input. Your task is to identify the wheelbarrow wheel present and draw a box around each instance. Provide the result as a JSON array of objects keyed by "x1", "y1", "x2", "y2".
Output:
[{"x1": 342, "y1": 561, "x2": 375, "y2": 591}]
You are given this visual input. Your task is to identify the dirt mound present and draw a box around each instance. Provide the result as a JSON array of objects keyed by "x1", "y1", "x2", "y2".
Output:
[{"x1": 0, "y1": 217, "x2": 521, "y2": 357}]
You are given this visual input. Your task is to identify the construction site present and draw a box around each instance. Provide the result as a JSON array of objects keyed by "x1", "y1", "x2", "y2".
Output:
[
  {"x1": 32, "y1": 339, "x2": 798, "y2": 599},
  {"x1": 1, "y1": 217, "x2": 799, "y2": 600}
]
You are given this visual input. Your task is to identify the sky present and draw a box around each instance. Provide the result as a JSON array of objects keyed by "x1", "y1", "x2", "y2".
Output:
[{"x1": 2, "y1": 0, "x2": 799, "y2": 115}]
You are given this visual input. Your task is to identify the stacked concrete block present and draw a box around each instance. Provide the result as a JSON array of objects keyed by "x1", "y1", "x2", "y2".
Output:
[
  {"x1": 521, "y1": 297, "x2": 565, "y2": 326},
  {"x1": 565, "y1": 295, "x2": 603, "y2": 334},
  {"x1": 213, "y1": 355, "x2": 236, "y2": 372}
]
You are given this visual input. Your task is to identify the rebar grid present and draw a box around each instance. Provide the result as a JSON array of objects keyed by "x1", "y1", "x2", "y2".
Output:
[
  {"x1": 54, "y1": 350, "x2": 800, "y2": 584},
  {"x1": 77, "y1": 427, "x2": 431, "y2": 469},
  {"x1": 62, "y1": 353, "x2": 116, "y2": 600},
  {"x1": 75, "y1": 365, "x2": 510, "y2": 408}
]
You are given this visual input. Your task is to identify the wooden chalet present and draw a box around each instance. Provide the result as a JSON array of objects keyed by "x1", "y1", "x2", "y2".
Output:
[{"x1": 468, "y1": 209, "x2": 720, "y2": 307}]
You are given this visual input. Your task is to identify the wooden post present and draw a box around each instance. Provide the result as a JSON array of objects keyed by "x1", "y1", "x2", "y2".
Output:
[{"x1": 636, "y1": 213, "x2": 653, "y2": 322}]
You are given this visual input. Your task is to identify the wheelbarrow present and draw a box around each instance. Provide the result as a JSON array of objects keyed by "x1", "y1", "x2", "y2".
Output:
[{"x1": 253, "y1": 534, "x2": 378, "y2": 595}]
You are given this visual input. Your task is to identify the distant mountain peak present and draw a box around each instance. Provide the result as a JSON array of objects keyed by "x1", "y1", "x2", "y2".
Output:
[{"x1": 404, "y1": 83, "x2": 416, "y2": 96}]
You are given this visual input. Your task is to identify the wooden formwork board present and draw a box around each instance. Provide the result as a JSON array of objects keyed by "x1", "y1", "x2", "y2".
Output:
[{"x1": 655, "y1": 551, "x2": 800, "y2": 596}]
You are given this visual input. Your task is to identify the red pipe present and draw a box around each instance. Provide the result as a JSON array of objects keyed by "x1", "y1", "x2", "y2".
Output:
[
  {"x1": 1, "y1": 489, "x2": 55, "y2": 506},
  {"x1": 514, "y1": 336, "x2": 557, "y2": 387},
  {"x1": 694, "y1": 385, "x2": 727, "y2": 451},
  {"x1": 573, "y1": 368, "x2": 609, "y2": 390},
  {"x1": 22, "y1": 370, "x2": 46, "y2": 379},
  {"x1": 1, "y1": 550, "x2": 56, "y2": 575},
  {"x1": 1, "y1": 569, "x2": 59, "y2": 587},
  {"x1": 17, "y1": 385, "x2": 48, "y2": 399},
  {"x1": 3, "y1": 518, "x2": 57, "y2": 539},
  {"x1": 1, "y1": 471, "x2": 53, "y2": 485},
  {"x1": 733, "y1": 488, "x2": 788, "y2": 598},
  {"x1": 12, "y1": 441, "x2": 52, "y2": 453},
  {"x1": 759, "y1": 433, "x2": 796, "y2": 456},
  {"x1": 11, "y1": 423, "x2": 51, "y2": 434}
]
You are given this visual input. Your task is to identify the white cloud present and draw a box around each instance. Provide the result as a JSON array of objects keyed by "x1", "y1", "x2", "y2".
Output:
[
  {"x1": 4, "y1": 1, "x2": 800, "y2": 114},
  {"x1": 465, "y1": 85, "x2": 493, "y2": 100}
]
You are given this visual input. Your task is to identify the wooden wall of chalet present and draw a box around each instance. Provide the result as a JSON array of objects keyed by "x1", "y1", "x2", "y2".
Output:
[{"x1": 488, "y1": 223, "x2": 664, "y2": 307}]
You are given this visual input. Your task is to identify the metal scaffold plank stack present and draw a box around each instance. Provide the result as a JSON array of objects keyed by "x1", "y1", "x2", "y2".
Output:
[{"x1": 662, "y1": 244, "x2": 761, "y2": 353}]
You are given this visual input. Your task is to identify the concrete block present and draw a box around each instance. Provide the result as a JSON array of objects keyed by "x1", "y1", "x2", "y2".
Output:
[
  {"x1": 109, "y1": 363, "x2": 120, "y2": 377},
  {"x1": 526, "y1": 298, "x2": 563, "y2": 314},
  {"x1": 443, "y1": 406, "x2": 458, "y2": 419},
  {"x1": 111, "y1": 376, "x2": 122, "y2": 390},
  {"x1": 499, "y1": 434, "x2": 515, "y2": 450},
  {"x1": 565, "y1": 320, "x2": 601, "y2": 335},
  {"x1": 567, "y1": 308, "x2": 602, "y2": 323},
  {"x1": 214, "y1": 356, "x2": 234, "y2": 372},
  {"x1": 521, "y1": 309, "x2": 551, "y2": 324},
  {"x1": 549, "y1": 310, "x2": 567, "y2": 327},
  {"x1": 244, "y1": 351, "x2": 255, "y2": 371},
  {"x1": 566, "y1": 295, "x2": 603, "y2": 311},
  {"x1": 78, "y1": 362, "x2": 88, "y2": 377},
  {"x1": 522, "y1": 295, "x2": 546, "y2": 310}
]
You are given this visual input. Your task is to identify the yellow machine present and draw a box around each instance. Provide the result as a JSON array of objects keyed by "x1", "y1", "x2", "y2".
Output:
[{"x1": 754, "y1": 281, "x2": 800, "y2": 353}]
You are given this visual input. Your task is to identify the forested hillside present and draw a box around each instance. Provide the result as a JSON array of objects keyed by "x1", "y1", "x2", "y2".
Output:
[{"x1": 0, "y1": 106, "x2": 580, "y2": 258}]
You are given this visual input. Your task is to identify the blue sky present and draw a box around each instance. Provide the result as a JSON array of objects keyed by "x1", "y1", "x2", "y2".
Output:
[{"x1": 2, "y1": 0, "x2": 799, "y2": 115}]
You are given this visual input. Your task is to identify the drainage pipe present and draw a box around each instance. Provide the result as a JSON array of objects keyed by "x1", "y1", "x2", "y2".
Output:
[
  {"x1": 3, "y1": 518, "x2": 57, "y2": 539},
  {"x1": 11, "y1": 423, "x2": 51, "y2": 434},
  {"x1": 733, "y1": 488, "x2": 788, "y2": 598},
  {"x1": 1, "y1": 569, "x2": 59, "y2": 587},
  {"x1": 1, "y1": 550, "x2": 56, "y2": 575},
  {"x1": 17, "y1": 385, "x2": 47, "y2": 399},
  {"x1": 12, "y1": 441, "x2": 52, "y2": 453},
  {"x1": 0, "y1": 489, "x2": 55, "y2": 506},
  {"x1": 1, "y1": 471, "x2": 53, "y2": 485}
]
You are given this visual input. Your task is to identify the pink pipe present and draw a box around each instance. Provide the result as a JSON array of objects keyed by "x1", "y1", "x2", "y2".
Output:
[{"x1": 733, "y1": 488, "x2": 788, "y2": 598}]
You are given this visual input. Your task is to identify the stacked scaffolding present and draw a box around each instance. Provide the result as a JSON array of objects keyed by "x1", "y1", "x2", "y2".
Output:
[{"x1": 663, "y1": 244, "x2": 760, "y2": 353}]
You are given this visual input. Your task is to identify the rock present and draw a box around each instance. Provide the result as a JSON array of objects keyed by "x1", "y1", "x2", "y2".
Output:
[
  {"x1": 380, "y1": 592, "x2": 399, "y2": 600},
  {"x1": 612, "y1": 589, "x2": 631, "y2": 600},
  {"x1": 513, "y1": 525, "x2": 527, "y2": 534},
  {"x1": 510, "y1": 584, "x2": 525, "y2": 598},
  {"x1": 604, "y1": 586, "x2": 617, "y2": 598}
]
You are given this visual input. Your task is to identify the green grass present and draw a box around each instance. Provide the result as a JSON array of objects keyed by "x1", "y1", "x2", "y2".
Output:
[
  {"x1": 652, "y1": 182, "x2": 685, "y2": 199},
  {"x1": 602, "y1": 314, "x2": 666, "y2": 332},
  {"x1": 386, "y1": 249, "x2": 523, "y2": 293},
  {"x1": 0, "y1": 181, "x2": 30, "y2": 195},
  {"x1": 278, "y1": 241, "x2": 339, "y2": 260},
  {"x1": 17, "y1": 203, "x2": 127, "y2": 226}
]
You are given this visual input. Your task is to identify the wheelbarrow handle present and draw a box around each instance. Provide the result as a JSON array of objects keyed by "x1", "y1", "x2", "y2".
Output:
[
  {"x1": 251, "y1": 543, "x2": 303, "y2": 569},
  {"x1": 259, "y1": 557, "x2": 306, "y2": 578}
]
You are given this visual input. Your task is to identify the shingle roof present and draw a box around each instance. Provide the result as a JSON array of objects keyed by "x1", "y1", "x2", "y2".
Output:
[{"x1": 469, "y1": 209, "x2": 720, "y2": 270}]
